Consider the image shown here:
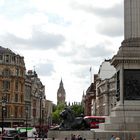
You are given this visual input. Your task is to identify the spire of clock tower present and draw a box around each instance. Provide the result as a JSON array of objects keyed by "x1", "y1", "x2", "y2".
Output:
[{"x1": 57, "y1": 78, "x2": 66, "y2": 105}]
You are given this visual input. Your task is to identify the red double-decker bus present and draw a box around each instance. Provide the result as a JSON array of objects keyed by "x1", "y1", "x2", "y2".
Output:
[{"x1": 84, "y1": 116, "x2": 105, "y2": 129}]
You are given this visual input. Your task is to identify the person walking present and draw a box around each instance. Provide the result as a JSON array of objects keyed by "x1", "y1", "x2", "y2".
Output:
[
  {"x1": 71, "y1": 134, "x2": 76, "y2": 140},
  {"x1": 115, "y1": 137, "x2": 120, "y2": 140},
  {"x1": 110, "y1": 135, "x2": 116, "y2": 140}
]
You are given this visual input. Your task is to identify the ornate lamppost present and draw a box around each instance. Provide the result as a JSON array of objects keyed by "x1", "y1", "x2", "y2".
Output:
[
  {"x1": 2, "y1": 96, "x2": 6, "y2": 136},
  {"x1": 39, "y1": 96, "x2": 42, "y2": 138},
  {"x1": 25, "y1": 107, "x2": 28, "y2": 138},
  {"x1": 11, "y1": 114, "x2": 14, "y2": 128}
]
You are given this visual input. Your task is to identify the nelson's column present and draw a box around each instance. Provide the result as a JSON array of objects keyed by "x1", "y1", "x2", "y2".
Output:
[{"x1": 94, "y1": 0, "x2": 140, "y2": 139}]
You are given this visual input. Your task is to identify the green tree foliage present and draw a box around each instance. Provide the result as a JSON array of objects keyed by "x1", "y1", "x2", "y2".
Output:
[
  {"x1": 70, "y1": 103, "x2": 84, "y2": 117},
  {"x1": 52, "y1": 102, "x2": 84, "y2": 125},
  {"x1": 52, "y1": 103, "x2": 66, "y2": 124}
]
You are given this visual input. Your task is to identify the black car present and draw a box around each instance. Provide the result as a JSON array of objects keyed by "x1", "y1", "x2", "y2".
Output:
[
  {"x1": 3, "y1": 130, "x2": 19, "y2": 140},
  {"x1": 6, "y1": 130, "x2": 19, "y2": 137}
]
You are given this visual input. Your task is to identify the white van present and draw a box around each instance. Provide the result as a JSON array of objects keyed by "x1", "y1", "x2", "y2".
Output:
[{"x1": 17, "y1": 127, "x2": 37, "y2": 138}]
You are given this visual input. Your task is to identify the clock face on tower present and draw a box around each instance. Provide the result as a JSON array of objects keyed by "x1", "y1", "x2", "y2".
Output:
[{"x1": 58, "y1": 93, "x2": 62, "y2": 97}]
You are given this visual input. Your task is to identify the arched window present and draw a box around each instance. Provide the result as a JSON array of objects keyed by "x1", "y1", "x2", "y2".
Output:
[{"x1": 3, "y1": 80, "x2": 10, "y2": 91}]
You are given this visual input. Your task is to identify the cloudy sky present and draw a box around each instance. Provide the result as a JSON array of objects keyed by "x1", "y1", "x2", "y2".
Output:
[{"x1": 0, "y1": 0, "x2": 124, "y2": 104}]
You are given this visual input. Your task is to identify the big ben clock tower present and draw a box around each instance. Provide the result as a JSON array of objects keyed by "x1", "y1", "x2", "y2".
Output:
[{"x1": 57, "y1": 79, "x2": 66, "y2": 105}]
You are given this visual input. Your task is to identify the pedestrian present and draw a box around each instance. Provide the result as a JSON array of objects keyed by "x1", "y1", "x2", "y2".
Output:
[
  {"x1": 77, "y1": 135, "x2": 83, "y2": 140},
  {"x1": 131, "y1": 137, "x2": 136, "y2": 140},
  {"x1": 14, "y1": 134, "x2": 20, "y2": 140},
  {"x1": 71, "y1": 134, "x2": 76, "y2": 140},
  {"x1": 115, "y1": 137, "x2": 120, "y2": 140},
  {"x1": 110, "y1": 135, "x2": 116, "y2": 140}
]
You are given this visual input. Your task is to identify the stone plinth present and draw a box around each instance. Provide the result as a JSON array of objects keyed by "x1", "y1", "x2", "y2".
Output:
[
  {"x1": 47, "y1": 130, "x2": 140, "y2": 140},
  {"x1": 47, "y1": 130, "x2": 94, "y2": 140},
  {"x1": 99, "y1": 100, "x2": 140, "y2": 131}
]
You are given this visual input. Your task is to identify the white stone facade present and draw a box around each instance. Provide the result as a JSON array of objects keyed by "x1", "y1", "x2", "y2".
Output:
[
  {"x1": 96, "y1": 76, "x2": 116, "y2": 116},
  {"x1": 98, "y1": 60, "x2": 116, "y2": 80},
  {"x1": 96, "y1": 60, "x2": 116, "y2": 116}
]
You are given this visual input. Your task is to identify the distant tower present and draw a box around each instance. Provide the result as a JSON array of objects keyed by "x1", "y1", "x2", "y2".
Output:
[{"x1": 57, "y1": 79, "x2": 66, "y2": 105}]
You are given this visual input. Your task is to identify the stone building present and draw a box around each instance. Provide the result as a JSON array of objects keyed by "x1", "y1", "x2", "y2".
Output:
[
  {"x1": 26, "y1": 70, "x2": 46, "y2": 127},
  {"x1": 0, "y1": 46, "x2": 53, "y2": 128},
  {"x1": 84, "y1": 81, "x2": 96, "y2": 116},
  {"x1": 83, "y1": 60, "x2": 116, "y2": 117},
  {"x1": 95, "y1": 60, "x2": 116, "y2": 116},
  {"x1": 25, "y1": 74, "x2": 32, "y2": 126},
  {"x1": 96, "y1": 76, "x2": 116, "y2": 116},
  {"x1": 0, "y1": 46, "x2": 26, "y2": 127}
]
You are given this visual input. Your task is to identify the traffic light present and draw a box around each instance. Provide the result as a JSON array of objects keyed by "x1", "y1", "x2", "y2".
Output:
[
  {"x1": 116, "y1": 91, "x2": 120, "y2": 102},
  {"x1": 2, "y1": 96, "x2": 7, "y2": 103}
]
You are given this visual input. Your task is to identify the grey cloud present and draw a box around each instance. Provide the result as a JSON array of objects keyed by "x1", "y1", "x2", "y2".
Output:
[
  {"x1": 96, "y1": 18, "x2": 123, "y2": 37},
  {"x1": 69, "y1": 43, "x2": 113, "y2": 66},
  {"x1": 88, "y1": 4, "x2": 122, "y2": 19},
  {"x1": 35, "y1": 63, "x2": 55, "y2": 76},
  {"x1": 71, "y1": 58, "x2": 101, "y2": 66},
  {"x1": 71, "y1": 2, "x2": 123, "y2": 37},
  {"x1": 1, "y1": 29, "x2": 65, "y2": 50},
  {"x1": 81, "y1": 44, "x2": 113, "y2": 58},
  {"x1": 72, "y1": 67, "x2": 91, "y2": 79},
  {"x1": 71, "y1": 3, "x2": 123, "y2": 19},
  {"x1": 92, "y1": 3, "x2": 124, "y2": 37}
]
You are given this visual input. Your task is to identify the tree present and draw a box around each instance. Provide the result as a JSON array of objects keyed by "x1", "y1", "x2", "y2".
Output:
[
  {"x1": 70, "y1": 103, "x2": 84, "y2": 117},
  {"x1": 52, "y1": 103, "x2": 66, "y2": 124},
  {"x1": 52, "y1": 102, "x2": 84, "y2": 125}
]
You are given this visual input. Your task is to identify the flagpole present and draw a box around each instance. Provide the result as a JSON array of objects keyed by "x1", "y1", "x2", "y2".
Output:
[{"x1": 90, "y1": 66, "x2": 92, "y2": 83}]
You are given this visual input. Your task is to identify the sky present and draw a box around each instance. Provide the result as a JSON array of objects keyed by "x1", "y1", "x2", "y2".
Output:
[{"x1": 0, "y1": 0, "x2": 124, "y2": 104}]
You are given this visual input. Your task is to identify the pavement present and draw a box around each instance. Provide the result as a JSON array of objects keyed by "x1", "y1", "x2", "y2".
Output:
[{"x1": 27, "y1": 138, "x2": 48, "y2": 140}]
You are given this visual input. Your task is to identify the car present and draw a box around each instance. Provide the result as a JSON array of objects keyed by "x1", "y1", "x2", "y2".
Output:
[
  {"x1": 6, "y1": 130, "x2": 19, "y2": 137},
  {"x1": 2, "y1": 130, "x2": 19, "y2": 140}
]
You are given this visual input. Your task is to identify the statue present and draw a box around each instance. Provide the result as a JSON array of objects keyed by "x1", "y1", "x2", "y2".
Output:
[{"x1": 58, "y1": 107, "x2": 90, "y2": 130}]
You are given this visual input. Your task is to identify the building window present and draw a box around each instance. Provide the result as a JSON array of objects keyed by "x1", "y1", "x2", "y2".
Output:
[
  {"x1": 6, "y1": 55, "x2": 8, "y2": 62},
  {"x1": 3, "y1": 80, "x2": 10, "y2": 91},
  {"x1": 15, "y1": 67, "x2": 19, "y2": 76},
  {"x1": 21, "y1": 106, "x2": 23, "y2": 118},
  {"x1": 2, "y1": 69, "x2": 11, "y2": 77},
  {"x1": 21, "y1": 84, "x2": 23, "y2": 92},
  {"x1": 15, "y1": 106, "x2": 18, "y2": 118},
  {"x1": 7, "y1": 94, "x2": 10, "y2": 102},
  {"x1": 21, "y1": 70, "x2": 24, "y2": 77},
  {"x1": 15, "y1": 94, "x2": 18, "y2": 102},
  {"x1": 33, "y1": 109, "x2": 36, "y2": 117},
  {"x1": 12, "y1": 56, "x2": 15, "y2": 62},
  {"x1": 5, "y1": 55, "x2": 10, "y2": 63},
  {"x1": 33, "y1": 100, "x2": 36, "y2": 107},
  {"x1": 15, "y1": 81, "x2": 18, "y2": 91},
  {"x1": 21, "y1": 95, "x2": 23, "y2": 102},
  {"x1": 0, "y1": 55, "x2": 2, "y2": 60}
]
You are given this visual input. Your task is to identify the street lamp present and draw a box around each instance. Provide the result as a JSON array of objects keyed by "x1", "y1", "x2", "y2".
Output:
[
  {"x1": 11, "y1": 114, "x2": 14, "y2": 128},
  {"x1": 39, "y1": 97, "x2": 42, "y2": 138},
  {"x1": 47, "y1": 116, "x2": 51, "y2": 129},
  {"x1": 2, "y1": 96, "x2": 6, "y2": 135},
  {"x1": 25, "y1": 108, "x2": 28, "y2": 138}
]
